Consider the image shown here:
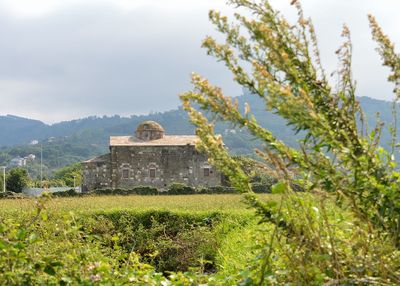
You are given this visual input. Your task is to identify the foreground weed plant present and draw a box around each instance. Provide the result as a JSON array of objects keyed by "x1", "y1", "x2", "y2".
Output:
[{"x1": 181, "y1": 0, "x2": 400, "y2": 284}]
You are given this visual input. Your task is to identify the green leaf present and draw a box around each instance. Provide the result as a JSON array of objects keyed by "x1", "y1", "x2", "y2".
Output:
[
  {"x1": 266, "y1": 201, "x2": 278, "y2": 208},
  {"x1": 17, "y1": 229, "x2": 27, "y2": 240},
  {"x1": 51, "y1": 261, "x2": 63, "y2": 267},
  {"x1": 271, "y1": 182, "x2": 286, "y2": 194},
  {"x1": 44, "y1": 265, "x2": 56, "y2": 276},
  {"x1": 29, "y1": 233, "x2": 38, "y2": 243},
  {"x1": 60, "y1": 277, "x2": 72, "y2": 285},
  {"x1": 41, "y1": 212, "x2": 48, "y2": 222}
]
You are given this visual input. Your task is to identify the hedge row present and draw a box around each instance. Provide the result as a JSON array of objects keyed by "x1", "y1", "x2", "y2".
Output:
[
  {"x1": 51, "y1": 182, "x2": 276, "y2": 197},
  {"x1": 0, "y1": 181, "x2": 301, "y2": 199},
  {"x1": 0, "y1": 191, "x2": 29, "y2": 199}
]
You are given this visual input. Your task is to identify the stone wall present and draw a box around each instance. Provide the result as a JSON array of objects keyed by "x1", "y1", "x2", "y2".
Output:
[
  {"x1": 110, "y1": 145, "x2": 222, "y2": 189},
  {"x1": 82, "y1": 144, "x2": 223, "y2": 192},
  {"x1": 82, "y1": 154, "x2": 112, "y2": 192}
]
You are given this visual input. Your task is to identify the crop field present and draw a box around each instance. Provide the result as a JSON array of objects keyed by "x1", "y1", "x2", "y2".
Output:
[
  {"x1": 1, "y1": 193, "x2": 276, "y2": 284},
  {"x1": 1, "y1": 193, "x2": 399, "y2": 284},
  {"x1": 2, "y1": 193, "x2": 398, "y2": 285},
  {"x1": 0, "y1": 194, "x2": 277, "y2": 215}
]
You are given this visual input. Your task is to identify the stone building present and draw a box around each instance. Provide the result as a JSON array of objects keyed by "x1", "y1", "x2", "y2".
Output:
[{"x1": 81, "y1": 121, "x2": 222, "y2": 192}]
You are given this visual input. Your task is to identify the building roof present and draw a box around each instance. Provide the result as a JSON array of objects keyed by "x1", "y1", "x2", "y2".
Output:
[
  {"x1": 136, "y1": 121, "x2": 165, "y2": 133},
  {"x1": 83, "y1": 153, "x2": 110, "y2": 163},
  {"x1": 110, "y1": 135, "x2": 198, "y2": 146},
  {"x1": 135, "y1": 120, "x2": 165, "y2": 141}
]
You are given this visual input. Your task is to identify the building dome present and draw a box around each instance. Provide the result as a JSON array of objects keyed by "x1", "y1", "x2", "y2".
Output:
[{"x1": 135, "y1": 121, "x2": 165, "y2": 141}]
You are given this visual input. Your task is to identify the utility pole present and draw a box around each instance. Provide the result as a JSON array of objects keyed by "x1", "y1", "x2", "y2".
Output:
[
  {"x1": 73, "y1": 175, "x2": 76, "y2": 190},
  {"x1": 0, "y1": 166, "x2": 5, "y2": 193},
  {"x1": 40, "y1": 144, "x2": 43, "y2": 188}
]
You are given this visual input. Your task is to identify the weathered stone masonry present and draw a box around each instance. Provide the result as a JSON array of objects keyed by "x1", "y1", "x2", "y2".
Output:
[{"x1": 81, "y1": 121, "x2": 222, "y2": 192}]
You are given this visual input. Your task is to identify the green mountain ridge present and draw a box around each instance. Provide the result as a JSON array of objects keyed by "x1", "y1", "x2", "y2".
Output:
[{"x1": 0, "y1": 94, "x2": 397, "y2": 178}]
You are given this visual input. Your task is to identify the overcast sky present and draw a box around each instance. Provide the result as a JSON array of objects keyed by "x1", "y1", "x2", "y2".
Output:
[{"x1": 0, "y1": 0, "x2": 398, "y2": 123}]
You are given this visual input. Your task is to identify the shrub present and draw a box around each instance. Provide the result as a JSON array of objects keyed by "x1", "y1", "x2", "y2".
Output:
[
  {"x1": 84, "y1": 210, "x2": 228, "y2": 273},
  {"x1": 0, "y1": 191, "x2": 28, "y2": 199},
  {"x1": 93, "y1": 188, "x2": 114, "y2": 195},
  {"x1": 51, "y1": 189, "x2": 80, "y2": 197},
  {"x1": 167, "y1": 183, "x2": 196, "y2": 195},
  {"x1": 0, "y1": 201, "x2": 173, "y2": 285},
  {"x1": 196, "y1": 185, "x2": 233, "y2": 194},
  {"x1": 251, "y1": 182, "x2": 270, "y2": 193},
  {"x1": 90, "y1": 186, "x2": 159, "y2": 196},
  {"x1": 133, "y1": 186, "x2": 158, "y2": 195},
  {"x1": 6, "y1": 168, "x2": 29, "y2": 193}
]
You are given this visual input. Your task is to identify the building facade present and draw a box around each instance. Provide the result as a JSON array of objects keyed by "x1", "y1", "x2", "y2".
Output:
[
  {"x1": 9, "y1": 156, "x2": 27, "y2": 167},
  {"x1": 81, "y1": 121, "x2": 222, "y2": 192}
]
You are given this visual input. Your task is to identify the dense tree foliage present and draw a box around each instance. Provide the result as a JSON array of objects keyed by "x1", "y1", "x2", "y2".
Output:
[
  {"x1": 6, "y1": 168, "x2": 29, "y2": 193},
  {"x1": 52, "y1": 163, "x2": 82, "y2": 188}
]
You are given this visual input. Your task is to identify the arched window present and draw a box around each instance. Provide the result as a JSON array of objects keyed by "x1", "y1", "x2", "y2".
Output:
[
  {"x1": 149, "y1": 163, "x2": 157, "y2": 179},
  {"x1": 149, "y1": 168, "x2": 156, "y2": 179}
]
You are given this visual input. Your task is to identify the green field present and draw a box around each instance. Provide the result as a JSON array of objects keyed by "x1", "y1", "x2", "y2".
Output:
[
  {"x1": 1, "y1": 193, "x2": 399, "y2": 285},
  {"x1": 1, "y1": 194, "x2": 273, "y2": 284},
  {"x1": 0, "y1": 194, "x2": 277, "y2": 214}
]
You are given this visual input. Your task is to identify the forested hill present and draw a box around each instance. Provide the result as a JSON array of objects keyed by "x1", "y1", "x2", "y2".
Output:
[{"x1": 0, "y1": 94, "x2": 397, "y2": 176}]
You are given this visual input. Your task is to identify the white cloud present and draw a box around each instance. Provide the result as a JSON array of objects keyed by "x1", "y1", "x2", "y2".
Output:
[
  {"x1": 0, "y1": 0, "x2": 398, "y2": 122},
  {"x1": 0, "y1": 0, "x2": 229, "y2": 18},
  {"x1": 0, "y1": 79, "x2": 46, "y2": 97},
  {"x1": 0, "y1": 79, "x2": 50, "y2": 118}
]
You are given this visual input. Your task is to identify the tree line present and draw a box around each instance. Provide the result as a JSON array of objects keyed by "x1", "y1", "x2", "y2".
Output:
[{"x1": 0, "y1": 163, "x2": 82, "y2": 194}]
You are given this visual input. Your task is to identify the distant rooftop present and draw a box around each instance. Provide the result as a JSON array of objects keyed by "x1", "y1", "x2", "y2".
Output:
[{"x1": 83, "y1": 153, "x2": 110, "y2": 163}]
